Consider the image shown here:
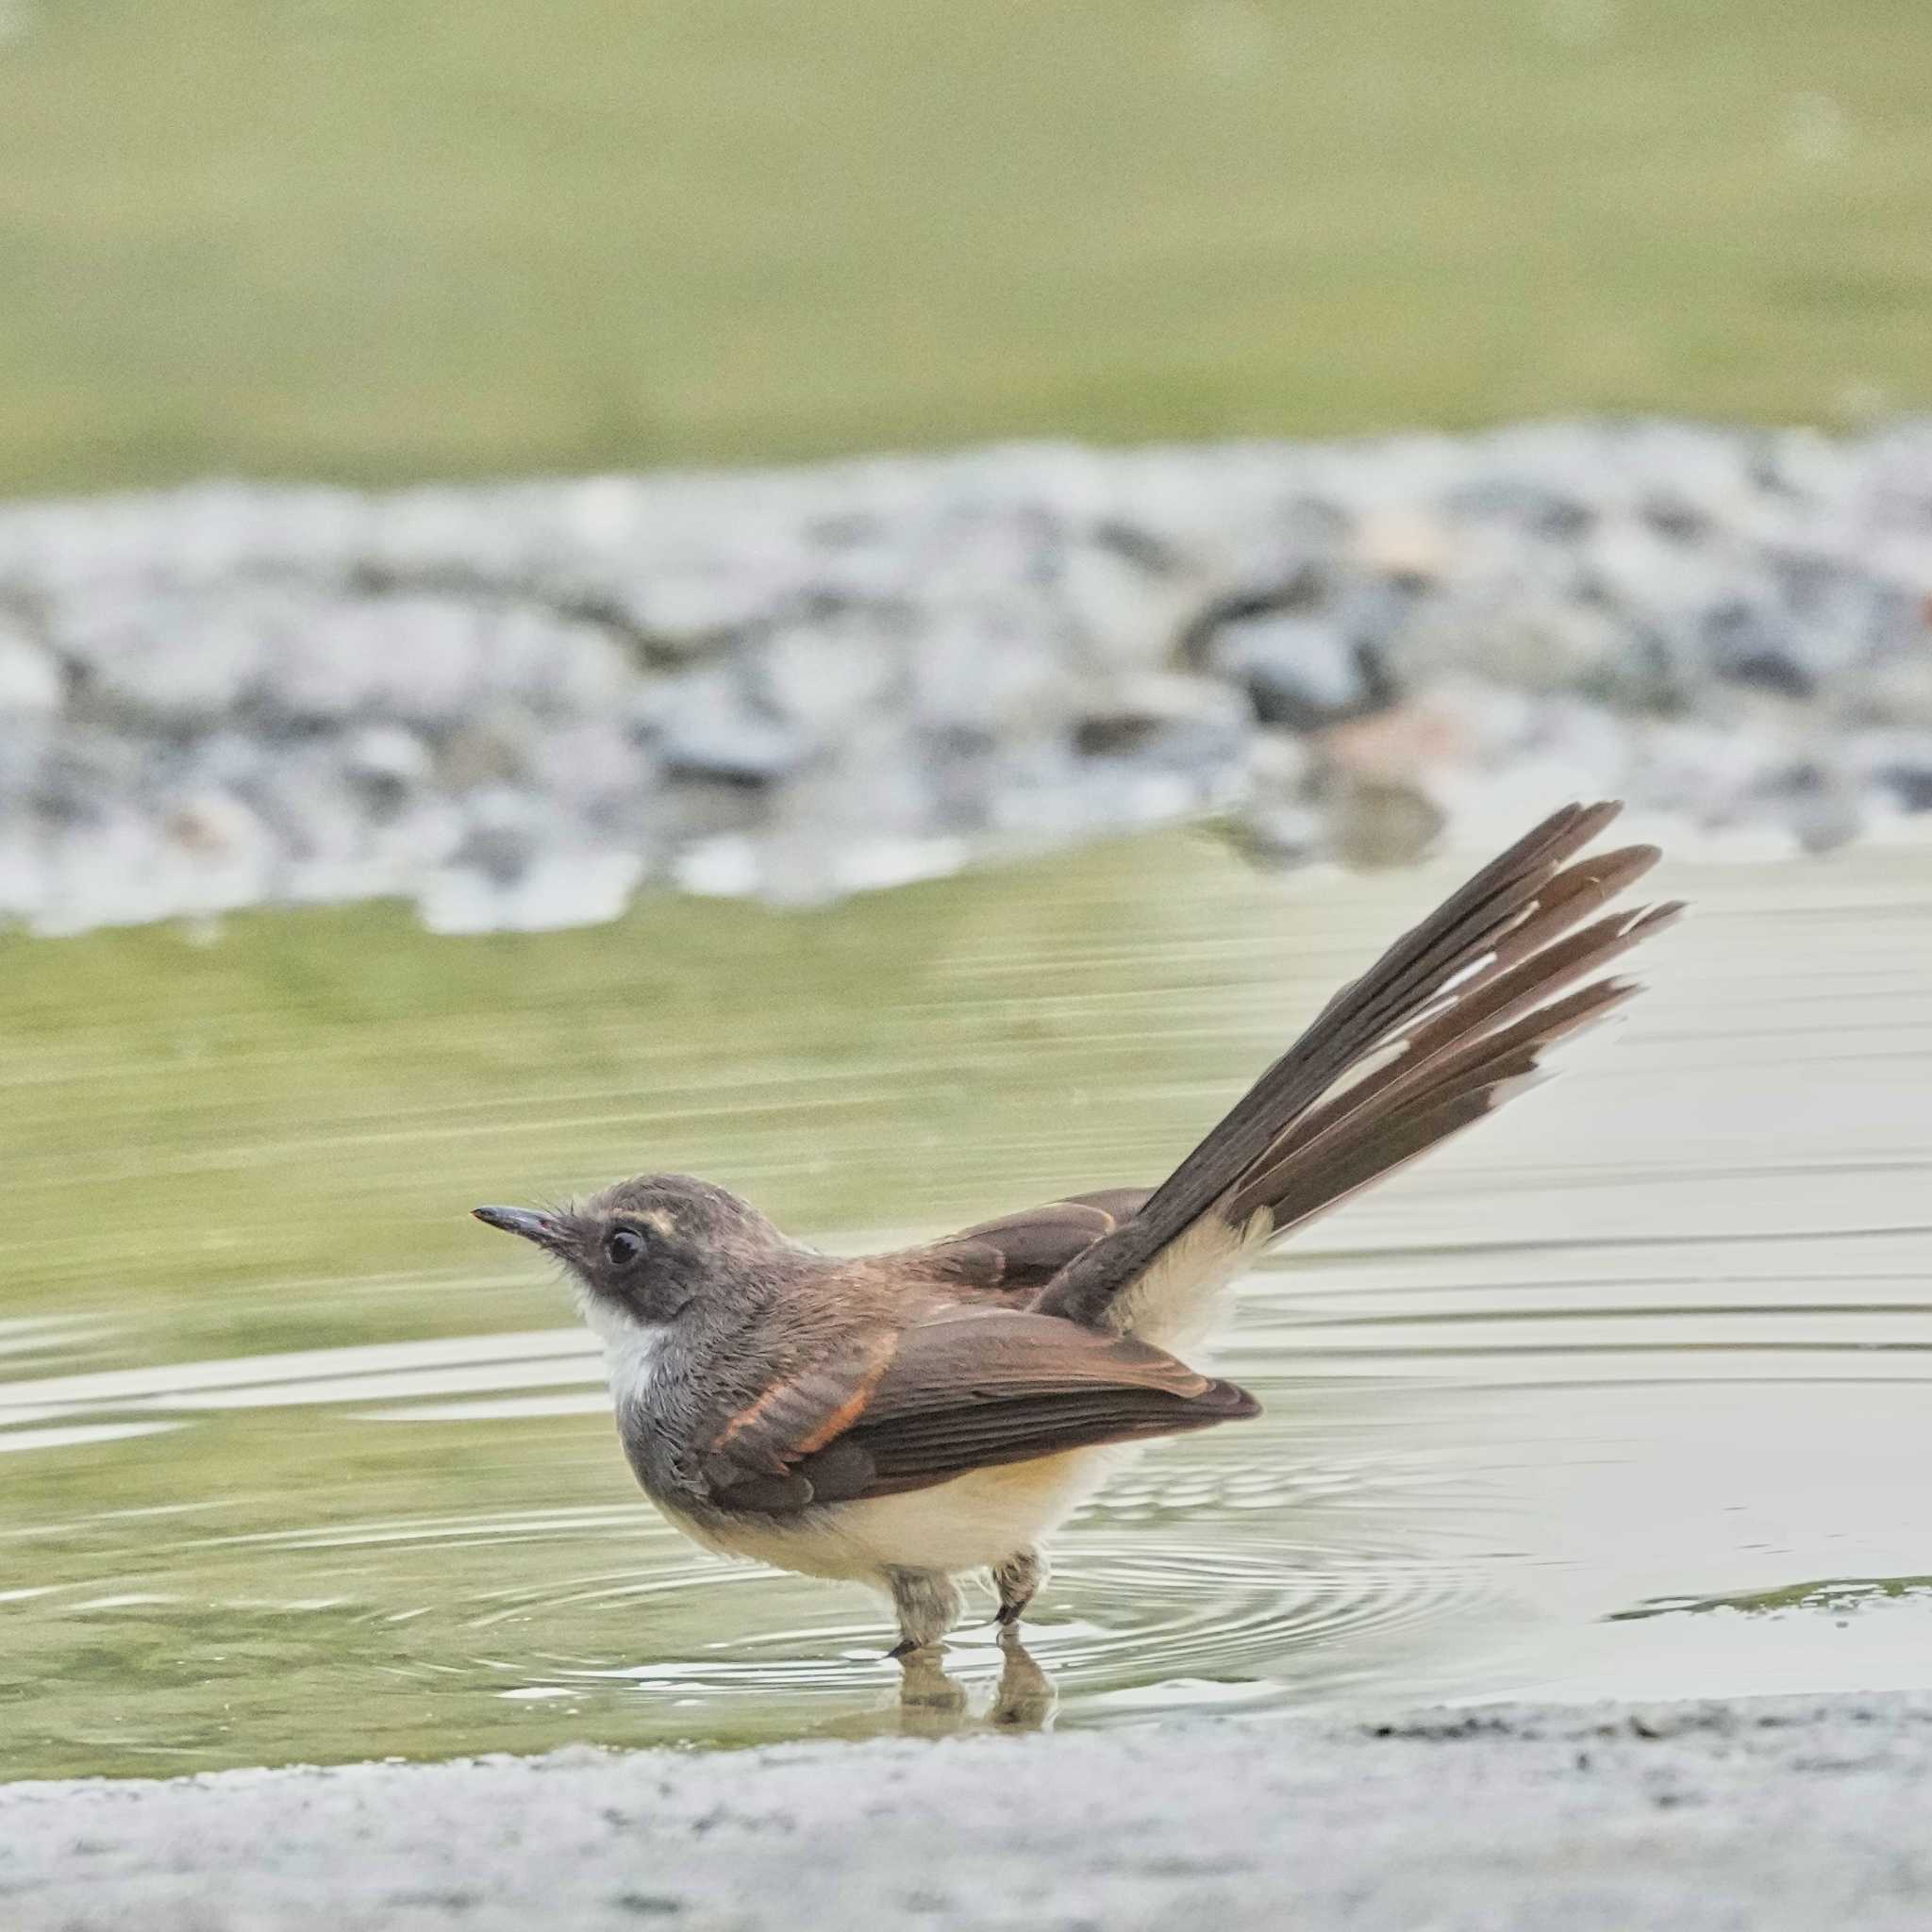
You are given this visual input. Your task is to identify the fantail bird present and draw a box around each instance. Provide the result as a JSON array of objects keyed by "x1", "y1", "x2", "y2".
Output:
[{"x1": 475, "y1": 800, "x2": 1679, "y2": 1656}]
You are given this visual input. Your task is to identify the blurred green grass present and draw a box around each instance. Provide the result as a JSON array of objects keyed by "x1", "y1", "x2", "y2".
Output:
[{"x1": 1, "y1": 0, "x2": 1928, "y2": 495}]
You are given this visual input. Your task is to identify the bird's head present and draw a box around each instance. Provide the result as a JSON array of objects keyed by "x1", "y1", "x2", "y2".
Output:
[{"x1": 474, "y1": 1173, "x2": 778, "y2": 1331}]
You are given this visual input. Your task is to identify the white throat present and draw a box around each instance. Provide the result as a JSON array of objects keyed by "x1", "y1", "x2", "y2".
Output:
[{"x1": 576, "y1": 1292, "x2": 668, "y2": 1409}]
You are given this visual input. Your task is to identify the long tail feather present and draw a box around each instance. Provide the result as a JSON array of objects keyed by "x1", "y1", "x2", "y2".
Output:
[{"x1": 1032, "y1": 801, "x2": 1679, "y2": 1332}]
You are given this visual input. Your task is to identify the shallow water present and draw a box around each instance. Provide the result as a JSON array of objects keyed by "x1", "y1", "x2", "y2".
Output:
[{"x1": 4, "y1": 826, "x2": 1931, "y2": 1779}]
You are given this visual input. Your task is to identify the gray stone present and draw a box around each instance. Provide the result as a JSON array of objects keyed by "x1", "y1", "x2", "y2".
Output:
[
  {"x1": 0, "y1": 626, "x2": 63, "y2": 715},
  {"x1": 158, "y1": 789, "x2": 280, "y2": 911},
  {"x1": 1851, "y1": 626, "x2": 1932, "y2": 727},
  {"x1": 1442, "y1": 474, "x2": 1597, "y2": 540},
  {"x1": 29, "y1": 789, "x2": 275, "y2": 934},
  {"x1": 1073, "y1": 672, "x2": 1250, "y2": 771},
  {"x1": 341, "y1": 724, "x2": 435, "y2": 822},
  {"x1": 1704, "y1": 598, "x2": 1816, "y2": 699},
  {"x1": 1772, "y1": 553, "x2": 1922, "y2": 673},
  {"x1": 596, "y1": 561, "x2": 798, "y2": 652},
  {"x1": 526, "y1": 721, "x2": 657, "y2": 839},
  {"x1": 55, "y1": 585, "x2": 280, "y2": 725},
  {"x1": 1624, "y1": 716, "x2": 1791, "y2": 826},
  {"x1": 0, "y1": 627, "x2": 63, "y2": 803},
  {"x1": 756, "y1": 622, "x2": 903, "y2": 741},
  {"x1": 1208, "y1": 608, "x2": 1388, "y2": 729},
  {"x1": 1401, "y1": 581, "x2": 1629, "y2": 695},
  {"x1": 482, "y1": 604, "x2": 635, "y2": 714},
  {"x1": 1851, "y1": 730, "x2": 1932, "y2": 813},
  {"x1": 1243, "y1": 724, "x2": 1318, "y2": 801},
  {"x1": 270, "y1": 595, "x2": 481, "y2": 725},
  {"x1": 27, "y1": 727, "x2": 149, "y2": 828},
  {"x1": 0, "y1": 420, "x2": 1929, "y2": 933},
  {"x1": 0, "y1": 826, "x2": 47, "y2": 923},
  {"x1": 419, "y1": 846, "x2": 647, "y2": 935},
  {"x1": 436, "y1": 707, "x2": 539, "y2": 792},
  {"x1": 361, "y1": 485, "x2": 511, "y2": 582},
  {"x1": 1576, "y1": 515, "x2": 1740, "y2": 638},
  {"x1": 1055, "y1": 536, "x2": 1207, "y2": 672},
  {"x1": 643, "y1": 666, "x2": 811, "y2": 787},
  {"x1": 1204, "y1": 492, "x2": 1349, "y2": 608},
  {"x1": 908, "y1": 612, "x2": 1079, "y2": 741},
  {"x1": 1878, "y1": 764, "x2": 1932, "y2": 813},
  {"x1": 237, "y1": 747, "x2": 369, "y2": 874},
  {"x1": 731, "y1": 716, "x2": 944, "y2": 908},
  {"x1": 354, "y1": 798, "x2": 466, "y2": 886},
  {"x1": 650, "y1": 772, "x2": 771, "y2": 850},
  {"x1": 188, "y1": 729, "x2": 272, "y2": 794},
  {"x1": 672, "y1": 832, "x2": 762, "y2": 897},
  {"x1": 1757, "y1": 758, "x2": 1863, "y2": 854},
  {"x1": 452, "y1": 785, "x2": 550, "y2": 887}
]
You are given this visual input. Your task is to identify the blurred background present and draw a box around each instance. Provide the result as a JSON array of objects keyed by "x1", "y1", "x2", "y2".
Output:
[
  {"x1": 4, "y1": 0, "x2": 1928, "y2": 491},
  {"x1": 3, "y1": 0, "x2": 1932, "y2": 1781}
]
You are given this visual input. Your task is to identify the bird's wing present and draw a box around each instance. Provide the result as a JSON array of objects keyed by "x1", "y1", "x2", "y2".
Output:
[
  {"x1": 698, "y1": 1307, "x2": 1256, "y2": 1514},
  {"x1": 1029, "y1": 800, "x2": 1683, "y2": 1341},
  {"x1": 914, "y1": 1188, "x2": 1154, "y2": 1295}
]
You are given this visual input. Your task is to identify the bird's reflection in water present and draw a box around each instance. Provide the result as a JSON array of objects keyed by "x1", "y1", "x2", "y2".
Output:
[{"x1": 894, "y1": 1628, "x2": 1057, "y2": 1735}]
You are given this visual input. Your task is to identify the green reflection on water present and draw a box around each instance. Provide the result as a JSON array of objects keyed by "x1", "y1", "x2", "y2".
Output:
[
  {"x1": 0, "y1": 830, "x2": 1382, "y2": 1776},
  {"x1": 0, "y1": 831, "x2": 1275, "y2": 1348},
  {"x1": 7, "y1": 829, "x2": 1932, "y2": 1780}
]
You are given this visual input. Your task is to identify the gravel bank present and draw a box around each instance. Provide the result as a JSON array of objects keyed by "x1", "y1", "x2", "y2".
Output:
[
  {"x1": 4, "y1": 420, "x2": 1931, "y2": 934},
  {"x1": 5, "y1": 1690, "x2": 1930, "y2": 1929}
]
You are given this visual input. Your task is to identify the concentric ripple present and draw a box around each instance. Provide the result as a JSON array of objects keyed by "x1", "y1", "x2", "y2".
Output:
[
  {"x1": 7, "y1": 844, "x2": 1932, "y2": 1776},
  {"x1": 435, "y1": 1529, "x2": 1503, "y2": 1729}
]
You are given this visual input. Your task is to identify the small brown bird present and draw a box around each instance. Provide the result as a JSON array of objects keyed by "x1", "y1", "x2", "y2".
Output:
[{"x1": 476, "y1": 801, "x2": 1678, "y2": 1655}]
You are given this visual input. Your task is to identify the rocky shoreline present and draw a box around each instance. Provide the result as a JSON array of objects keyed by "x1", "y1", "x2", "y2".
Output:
[
  {"x1": 7, "y1": 1690, "x2": 1932, "y2": 1929},
  {"x1": 2, "y1": 419, "x2": 1930, "y2": 935}
]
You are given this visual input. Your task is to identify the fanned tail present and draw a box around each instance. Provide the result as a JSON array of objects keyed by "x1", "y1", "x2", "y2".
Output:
[{"x1": 1030, "y1": 801, "x2": 1682, "y2": 1339}]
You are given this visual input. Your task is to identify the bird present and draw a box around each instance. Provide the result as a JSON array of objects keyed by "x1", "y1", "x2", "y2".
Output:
[{"x1": 475, "y1": 800, "x2": 1679, "y2": 1657}]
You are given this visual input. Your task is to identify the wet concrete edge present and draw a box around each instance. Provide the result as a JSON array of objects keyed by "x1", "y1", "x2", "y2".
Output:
[{"x1": 5, "y1": 1689, "x2": 1931, "y2": 1929}]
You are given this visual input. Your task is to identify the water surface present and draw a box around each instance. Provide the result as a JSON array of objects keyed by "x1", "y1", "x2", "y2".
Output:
[{"x1": 4, "y1": 828, "x2": 1930, "y2": 1778}]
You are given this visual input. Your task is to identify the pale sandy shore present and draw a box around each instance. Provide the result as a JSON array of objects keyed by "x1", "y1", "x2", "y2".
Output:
[{"x1": 6, "y1": 1690, "x2": 1931, "y2": 1930}]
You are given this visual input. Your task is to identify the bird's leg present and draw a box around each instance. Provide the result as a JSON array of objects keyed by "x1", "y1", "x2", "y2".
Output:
[
  {"x1": 991, "y1": 1548, "x2": 1046, "y2": 1628},
  {"x1": 884, "y1": 1568, "x2": 962, "y2": 1657}
]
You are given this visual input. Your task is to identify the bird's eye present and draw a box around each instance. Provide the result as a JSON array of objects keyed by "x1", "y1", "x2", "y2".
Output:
[{"x1": 605, "y1": 1227, "x2": 645, "y2": 1267}]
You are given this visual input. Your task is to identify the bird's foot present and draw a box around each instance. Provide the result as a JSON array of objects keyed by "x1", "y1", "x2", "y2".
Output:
[{"x1": 991, "y1": 1548, "x2": 1046, "y2": 1630}]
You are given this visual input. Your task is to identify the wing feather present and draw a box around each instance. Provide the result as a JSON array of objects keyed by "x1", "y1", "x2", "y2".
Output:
[
  {"x1": 701, "y1": 1308, "x2": 1256, "y2": 1514},
  {"x1": 920, "y1": 1188, "x2": 1153, "y2": 1293}
]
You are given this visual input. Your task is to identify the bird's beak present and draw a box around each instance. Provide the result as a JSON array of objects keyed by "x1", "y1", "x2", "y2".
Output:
[{"x1": 473, "y1": 1205, "x2": 566, "y2": 1251}]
